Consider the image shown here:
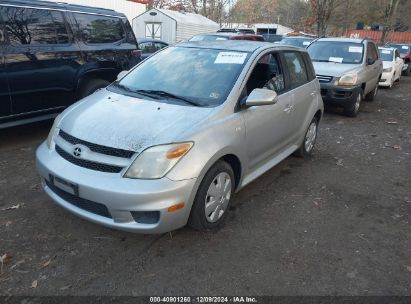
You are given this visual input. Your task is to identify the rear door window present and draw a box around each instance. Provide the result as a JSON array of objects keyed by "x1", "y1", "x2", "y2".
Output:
[
  {"x1": 367, "y1": 43, "x2": 378, "y2": 63},
  {"x1": 283, "y1": 51, "x2": 309, "y2": 89},
  {"x1": 2, "y1": 7, "x2": 68, "y2": 45},
  {"x1": 74, "y1": 13, "x2": 125, "y2": 44}
]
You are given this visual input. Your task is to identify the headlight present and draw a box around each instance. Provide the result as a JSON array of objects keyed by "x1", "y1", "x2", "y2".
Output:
[
  {"x1": 46, "y1": 114, "x2": 62, "y2": 149},
  {"x1": 383, "y1": 67, "x2": 393, "y2": 73},
  {"x1": 335, "y1": 73, "x2": 358, "y2": 86},
  {"x1": 125, "y1": 142, "x2": 193, "y2": 179}
]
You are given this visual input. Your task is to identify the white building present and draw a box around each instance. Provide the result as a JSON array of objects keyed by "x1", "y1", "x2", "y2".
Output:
[
  {"x1": 132, "y1": 8, "x2": 219, "y2": 44},
  {"x1": 48, "y1": 0, "x2": 145, "y2": 22}
]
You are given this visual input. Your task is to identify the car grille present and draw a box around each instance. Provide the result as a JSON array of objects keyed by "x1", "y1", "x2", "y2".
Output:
[
  {"x1": 55, "y1": 145, "x2": 123, "y2": 173},
  {"x1": 59, "y1": 130, "x2": 135, "y2": 159},
  {"x1": 45, "y1": 180, "x2": 112, "y2": 218},
  {"x1": 316, "y1": 75, "x2": 333, "y2": 83}
]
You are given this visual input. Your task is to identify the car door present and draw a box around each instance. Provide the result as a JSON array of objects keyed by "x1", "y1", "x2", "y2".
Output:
[
  {"x1": 282, "y1": 50, "x2": 317, "y2": 141},
  {"x1": 394, "y1": 49, "x2": 403, "y2": 78},
  {"x1": 0, "y1": 8, "x2": 11, "y2": 118},
  {"x1": 4, "y1": 6, "x2": 77, "y2": 115},
  {"x1": 364, "y1": 42, "x2": 380, "y2": 93},
  {"x1": 242, "y1": 51, "x2": 295, "y2": 170}
]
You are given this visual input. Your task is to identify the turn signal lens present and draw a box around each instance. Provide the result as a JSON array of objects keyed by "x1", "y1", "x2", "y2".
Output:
[
  {"x1": 168, "y1": 203, "x2": 185, "y2": 212},
  {"x1": 166, "y1": 143, "x2": 192, "y2": 159}
]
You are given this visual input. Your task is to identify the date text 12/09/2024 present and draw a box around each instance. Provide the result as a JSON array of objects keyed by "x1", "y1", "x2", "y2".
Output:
[{"x1": 149, "y1": 297, "x2": 258, "y2": 303}]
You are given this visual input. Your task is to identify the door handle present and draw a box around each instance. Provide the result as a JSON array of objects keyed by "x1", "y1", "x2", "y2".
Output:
[
  {"x1": 284, "y1": 104, "x2": 293, "y2": 113},
  {"x1": 310, "y1": 91, "x2": 317, "y2": 96}
]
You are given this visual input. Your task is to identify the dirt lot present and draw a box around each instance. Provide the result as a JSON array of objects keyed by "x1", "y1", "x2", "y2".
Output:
[{"x1": 0, "y1": 78, "x2": 410, "y2": 297}]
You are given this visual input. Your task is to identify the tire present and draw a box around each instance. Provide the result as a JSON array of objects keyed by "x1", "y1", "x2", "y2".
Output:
[
  {"x1": 364, "y1": 84, "x2": 378, "y2": 101},
  {"x1": 344, "y1": 90, "x2": 362, "y2": 117},
  {"x1": 188, "y1": 161, "x2": 235, "y2": 230},
  {"x1": 402, "y1": 64, "x2": 410, "y2": 77},
  {"x1": 294, "y1": 116, "x2": 319, "y2": 158},
  {"x1": 77, "y1": 79, "x2": 110, "y2": 100}
]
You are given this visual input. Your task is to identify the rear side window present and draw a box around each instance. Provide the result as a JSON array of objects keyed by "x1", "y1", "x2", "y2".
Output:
[
  {"x1": 283, "y1": 51, "x2": 308, "y2": 89},
  {"x1": 367, "y1": 43, "x2": 378, "y2": 62},
  {"x1": 74, "y1": 13, "x2": 125, "y2": 44},
  {"x1": 2, "y1": 7, "x2": 68, "y2": 45}
]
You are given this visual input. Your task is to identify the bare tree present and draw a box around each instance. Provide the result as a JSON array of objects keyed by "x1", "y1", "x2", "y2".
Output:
[
  {"x1": 380, "y1": 0, "x2": 401, "y2": 44},
  {"x1": 313, "y1": 0, "x2": 339, "y2": 37}
]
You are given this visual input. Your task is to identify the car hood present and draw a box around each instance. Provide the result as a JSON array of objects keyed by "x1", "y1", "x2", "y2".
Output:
[
  {"x1": 59, "y1": 89, "x2": 216, "y2": 152},
  {"x1": 383, "y1": 61, "x2": 394, "y2": 69},
  {"x1": 312, "y1": 62, "x2": 361, "y2": 77}
]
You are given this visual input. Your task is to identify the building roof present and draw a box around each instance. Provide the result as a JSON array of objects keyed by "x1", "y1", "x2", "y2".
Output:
[{"x1": 135, "y1": 8, "x2": 219, "y2": 27}]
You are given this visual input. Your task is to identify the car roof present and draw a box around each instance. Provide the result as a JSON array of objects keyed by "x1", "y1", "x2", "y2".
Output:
[
  {"x1": 137, "y1": 38, "x2": 168, "y2": 44},
  {"x1": 194, "y1": 32, "x2": 263, "y2": 38},
  {"x1": 176, "y1": 40, "x2": 303, "y2": 53},
  {"x1": 0, "y1": 0, "x2": 126, "y2": 18},
  {"x1": 316, "y1": 37, "x2": 367, "y2": 44}
]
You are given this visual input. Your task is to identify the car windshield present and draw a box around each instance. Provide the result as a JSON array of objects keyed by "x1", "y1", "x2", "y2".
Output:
[
  {"x1": 387, "y1": 44, "x2": 410, "y2": 54},
  {"x1": 280, "y1": 38, "x2": 313, "y2": 48},
  {"x1": 109, "y1": 47, "x2": 250, "y2": 107},
  {"x1": 379, "y1": 49, "x2": 393, "y2": 61},
  {"x1": 189, "y1": 35, "x2": 229, "y2": 41},
  {"x1": 308, "y1": 41, "x2": 364, "y2": 64}
]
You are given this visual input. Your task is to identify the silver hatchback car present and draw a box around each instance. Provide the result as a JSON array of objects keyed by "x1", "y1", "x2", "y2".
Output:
[{"x1": 36, "y1": 41, "x2": 323, "y2": 233}]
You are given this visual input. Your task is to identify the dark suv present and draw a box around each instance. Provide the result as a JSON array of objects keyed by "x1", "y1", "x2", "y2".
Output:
[{"x1": 0, "y1": 0, "x2": 141, "y2": 128}]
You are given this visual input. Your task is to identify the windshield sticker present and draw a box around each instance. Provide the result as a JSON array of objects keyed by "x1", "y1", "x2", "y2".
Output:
[
  {"x1": 402, "y1": 46, "x2": 409, "y2": 49},
  {"x1": 382, "y1": 50, "x2": 391, "y2": 54},
  {"x1": 215, "y1": 52, "x2": 247, "y2": 64},
  {"x1": 349, "y1": 46, "x2": 363, "y2": 53},
  {"x1": 329, "y1": 57, "x2": 343, "y2": 63},
  {"x1": 303, "y1": 41, "x2": 310, "y2": 46}
]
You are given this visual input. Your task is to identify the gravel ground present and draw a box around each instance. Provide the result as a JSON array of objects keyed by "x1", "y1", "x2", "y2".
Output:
[{"x1": 0, "y1": 78, "x2": 410, "y2": 296}]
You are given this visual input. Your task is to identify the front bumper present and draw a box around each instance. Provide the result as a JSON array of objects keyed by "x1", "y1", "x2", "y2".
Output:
[
  {"x1": 379, "y1": 71, "x2": 394, "y2": 87},
  {"x1": 320, "y1": 82, "x2": 361, "y2": 107},
  {"x1": 36, "y1": 142, "x2": 197, "y2": 234}
]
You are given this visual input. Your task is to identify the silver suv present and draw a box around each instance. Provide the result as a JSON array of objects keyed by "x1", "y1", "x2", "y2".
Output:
[
  {"x1": 308, "y1": 38, "x2": 383, "y2": 117},
  {"x1": 36, "y1": 41, "x2": 323, "y2": 233}
]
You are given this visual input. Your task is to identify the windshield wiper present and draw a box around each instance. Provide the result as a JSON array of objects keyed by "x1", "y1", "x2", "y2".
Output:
[
  {"x1": 136, "y1": 90, "x2": 201, "y2": 106},
  {"x1": 112, "y1": 83, "x2": 160, "y2": 99}
]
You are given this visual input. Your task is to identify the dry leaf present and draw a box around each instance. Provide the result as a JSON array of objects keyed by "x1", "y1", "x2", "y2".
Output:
[
  {"x1": 386, "y1": 121, "x2": 398, "y2": 125},
  {"x1": 43, "y1": 260, "x2": 51, "y2": 267},
  {"x1": 31, "y1": 280, "x2": 38, "y2": 288},
  {"x1": 1, "y1": 204, "x2": 21, "y2": 211},
  {"x1": 59, "y1": 284, "x2": 72, "y2": 290},
  {"x1": 393, "y1": 145, "x2": 401, "y2": 150}
]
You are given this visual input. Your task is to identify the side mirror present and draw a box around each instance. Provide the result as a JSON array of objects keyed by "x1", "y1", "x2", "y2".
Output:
[
  {"x1": 245, "y1": 88, "x2": 278, "y2": 107},
  {"x1": 116, "y1": 70, "x2": 128, "y2": 81},
  {"x1": 367, "y1": 57, "x2": 375, "y2": 65}
]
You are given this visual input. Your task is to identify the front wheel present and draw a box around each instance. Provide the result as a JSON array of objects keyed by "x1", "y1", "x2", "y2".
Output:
[
  {"x1": 294, "y1": 116, "x2": 318, "y2": 158},
  {"x1": 188, "y1": 161, "x2": 235, "y2": 230},
  {"x1": 344, "y1": 90, "x2": 362, "y2": 117}
]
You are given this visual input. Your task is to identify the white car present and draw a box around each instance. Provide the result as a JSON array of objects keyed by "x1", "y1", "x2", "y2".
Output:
[{"x1": 378, "y1": 47, "x2": 404, "y2": 88}]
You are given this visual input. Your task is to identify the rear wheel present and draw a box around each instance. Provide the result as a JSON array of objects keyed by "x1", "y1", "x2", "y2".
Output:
[
  {"x1": 188, "y1": 161, "x2": 234, "y2": 230},
  {"x1": 77, "y1": 79, "x2": 110, "y2": 100},
  {"x1": 344, "y1": 90, "x2": 362, "y2": 117},
  {"x1": 364, "y1": 84, "x2": 378, "y2": 101},
  {"x1": 294, "y1": 116, "x2": 318, "y2": 158}
]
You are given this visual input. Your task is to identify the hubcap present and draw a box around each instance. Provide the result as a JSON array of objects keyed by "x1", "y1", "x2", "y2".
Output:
[
  {"x1": 354, "y1": 93, "x2": 361, "y2": 112},
  {"x1": 205, "y1": 172, "x2": 232, "y2": 223},
  {"x1": 304, "y1": 122, "x2": 317, "y2": 152}
]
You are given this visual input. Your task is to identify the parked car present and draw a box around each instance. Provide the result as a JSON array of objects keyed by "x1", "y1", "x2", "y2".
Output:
[
  {"x1": 137, "y1": 38, "x2": 168, "y2": 60},
  {"x1": 307, "y1": 38, "x2": 382, "y2": 117},
  {"x1": 378, "y1": 47, "x2": 404, "y2": 88},
  {"x1": 279, "y1": 36, "x2": 314, "y2": 48},
  {"x1": 0, "y1": 0, "x2": 141, "y2": 128},
  {"x1": 36, "y1": 41, "x2": 323, "y2": 233},
  {"x1": 189, "y1": 32, "x2": 265, "y2": 42},
  {"x1": 385, "y1": 43, "x2": 411, "y2": 76}
]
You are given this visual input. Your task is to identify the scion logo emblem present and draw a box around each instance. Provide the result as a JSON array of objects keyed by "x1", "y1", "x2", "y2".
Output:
[{"x1": 73, "y1": 146, "x2": 82, "y2": 158}]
